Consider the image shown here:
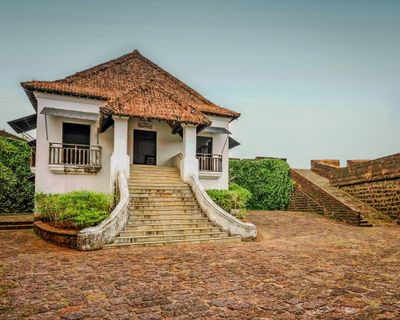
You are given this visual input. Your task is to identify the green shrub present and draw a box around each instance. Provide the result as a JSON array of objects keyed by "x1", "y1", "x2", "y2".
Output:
[
  {"x1": 229, "y1": 158, "x2": 294, "y2": 210},
  {"x1": 0, "y1": 137, "x2": 34, "y2": 213},
  {"x1": 35, "y1": 191, "x2": 112, "y2": 229},
  {"x1": 207, "y1": 183, "x2": 252, "y2": 218}
]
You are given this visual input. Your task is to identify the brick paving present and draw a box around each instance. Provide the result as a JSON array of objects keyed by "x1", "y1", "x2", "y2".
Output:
[{"x1": 1, "y1": 211, "x2": 399, "y2": 319}]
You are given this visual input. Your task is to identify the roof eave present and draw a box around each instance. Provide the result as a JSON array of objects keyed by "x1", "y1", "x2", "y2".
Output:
[
  {"x1": 21, "y1": 82, "x2": 109, "y2": 111},
  {"x1": 203, "y1": 111, "x2": 241, "y2": 122},
  {"x1": 102, "y1": 108, "x2": 210, "y2": 127}
]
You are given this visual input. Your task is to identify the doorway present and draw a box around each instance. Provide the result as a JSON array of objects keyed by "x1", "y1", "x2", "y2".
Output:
[{"x1": 133, "y1": 130, "x2": 157, "y2": 165}]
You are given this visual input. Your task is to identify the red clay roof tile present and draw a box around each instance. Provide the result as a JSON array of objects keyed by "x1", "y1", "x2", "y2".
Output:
[{"x1": 21, "y1": 50, "x2": 240, "y2": 125}]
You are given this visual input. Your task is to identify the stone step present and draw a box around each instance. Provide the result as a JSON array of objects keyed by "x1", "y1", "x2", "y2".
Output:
[
  {"x1": 124, "y1": 222, "x2": 215, "y2": 230},
  {"x1": 130, "y1": 179, "x2": 182, "y2": 183},
  {"x1": 104, "y1": 236, "x2": 242, "y2": 249},
  {"x1": 131, "y1": 192, "x2": 192, "y2": 195},
  {"x1": 128, "y1": 184, "x2": 188, "y2": 189},
  {"x1": 131, "y1": 217, "x2": 210, "y2": 225},
  {"x1": 0, "y1": 220, "x2": 33, "y2": 226},
  {"x1": 131, "y1": 201, "x2": 197, "y2": 206},
  {"x1": 130, "y1": 177, "x2": 182, "y2": 181},
  {"x1": 130, "y1": 174, "x2": 180, "y2": 178},
  {"x1": 129, "y1": 209, "x2": 202, "y2": 215},
  {"x1": 104, "y1": 236, "x2": 242, "y2": 248},
  {"x1": 0, "y1": 224, "x2": 33, "y2": 230},
  {"x1": 114, "y1": 231, "x2": 229, "y2": 244},
  {"x1": 131, "y1": 196, "x2": 196, "y2": 201},
  {"x1": 131, "y1": 165, "x2": 179, "y2": 170},
  {"x1": 130, "y1": 204, "x2": 199, "y2": 210},
  {"x1": 120, "y1": 227, "x2": 221, "y2": 237},
  {"x1": 131, "y1": 201, "x2": 198, "y2": 206},
  {"x1": 131, "y1": 195, "x2": 195, "y2": 200},
  {"x1": 129, "y1": 208, "x2": 201, "y2": 214},
  {"x1": 128, "y1": 211, "x2": 205, "y2": 222},
  {"x1": 130, "y1": 173, "x2": 181, "y2": 177},
  {"x1": 130, "y1": 184, "x2": 188, "y2": 188},
  {"x1": 130, "y1": 210, "x2": 201, "y2": 216},
  {"x1": 130, "y1": 213, "x2": 204, "y2": 220},
  {"x1": 131, "y1": 169, "x2": 179, "y2": 172}
]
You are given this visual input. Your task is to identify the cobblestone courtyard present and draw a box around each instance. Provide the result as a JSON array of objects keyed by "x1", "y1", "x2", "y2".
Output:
[{"x1": 1, "y1": 211, "x2": 399, "y2": 319}]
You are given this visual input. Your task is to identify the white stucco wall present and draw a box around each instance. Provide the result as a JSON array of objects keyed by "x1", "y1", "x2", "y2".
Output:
[
  {"x1": 35, "y1": 93, "x2": 113, "y2": 194},
  {"x1": 34, "y1": 93, "x2": 234, "y2": 194}
]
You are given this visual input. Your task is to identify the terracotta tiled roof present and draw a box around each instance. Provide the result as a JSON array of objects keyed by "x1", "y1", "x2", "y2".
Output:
[{"x1": 21, "y1": 50, "x2": 240, "y2": 125}]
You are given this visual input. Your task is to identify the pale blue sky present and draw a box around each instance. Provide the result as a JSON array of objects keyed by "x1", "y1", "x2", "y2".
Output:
[{"x1": 1, "y1": 0, "x2": 399, "y2": 167}]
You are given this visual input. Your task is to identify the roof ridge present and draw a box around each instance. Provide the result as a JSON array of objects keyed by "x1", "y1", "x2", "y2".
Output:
[{"x1": 62, "y1": 49, "x2": 141, "y2": 84}]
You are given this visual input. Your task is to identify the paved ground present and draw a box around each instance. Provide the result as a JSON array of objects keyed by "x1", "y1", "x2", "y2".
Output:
[{"x1": 1, "y1": 211, "x2": 399, "y2": 320}]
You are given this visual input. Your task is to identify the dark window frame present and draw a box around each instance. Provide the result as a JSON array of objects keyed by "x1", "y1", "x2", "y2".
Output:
[
  {"x1": 62, "y1": 122, "x2": 91, "y2": 146},
  {"x1": 196, "y1": 136, "x2": 213, "y2": 154}
]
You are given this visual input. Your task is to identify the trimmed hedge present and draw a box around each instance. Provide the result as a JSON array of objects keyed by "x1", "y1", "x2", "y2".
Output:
[
  {"x1": 207, "y1": 183, "x2": 251, "y2": 212},
  {"x1": 35, "y1": 191, "x2": 113, "y2": 229},
  {"x1": 0, "y1": 137, "x2": 34, "y2": 213},
  {"x1": 229, "y1": 158, "x2": 294, "y2": 210}
]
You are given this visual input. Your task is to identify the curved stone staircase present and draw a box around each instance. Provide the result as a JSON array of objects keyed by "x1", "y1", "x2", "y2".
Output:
[{"x1": 105, "y1": 165, "x2": 241, "y2": 247}]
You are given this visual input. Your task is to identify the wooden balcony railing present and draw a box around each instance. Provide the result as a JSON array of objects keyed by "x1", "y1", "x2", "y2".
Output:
[
  {"x1": 49, "y1": 143, "x2": 102, "y2": 168},
  {"x1": 196, "y1": 153, "x2": 222, "y2": 172}
]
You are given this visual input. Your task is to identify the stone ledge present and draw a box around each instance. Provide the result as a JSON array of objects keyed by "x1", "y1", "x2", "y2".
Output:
[
  {"x1": 49, "y1": 164, "x2": 100, "y2": 175},
  {"x1": 34, "y1": 220, "x2": 78, "y2": 249},
  {"x1": 199, "y1": 171, "x2": 222, "y2": 180}
]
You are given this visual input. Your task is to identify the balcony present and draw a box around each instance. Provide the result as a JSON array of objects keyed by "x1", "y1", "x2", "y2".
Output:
[
  {"x1": 49, "y1": 143, "x2": 102, "y2": 174},
  {"x1": 197, "y1": 153, "x2": 222, "y2": 179}
]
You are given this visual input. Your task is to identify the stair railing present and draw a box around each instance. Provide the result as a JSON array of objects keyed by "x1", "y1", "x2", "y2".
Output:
[{"x1": 172, "y1": 152, "x2": 257, "y2": 239}]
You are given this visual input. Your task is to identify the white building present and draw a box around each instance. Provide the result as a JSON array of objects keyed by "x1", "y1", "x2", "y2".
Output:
[{"x1": 16, "y1": 50, "x2": 241, "y2": 194}]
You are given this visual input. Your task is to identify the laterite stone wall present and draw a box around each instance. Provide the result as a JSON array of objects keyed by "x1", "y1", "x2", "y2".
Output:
[
  {"x1": 330, "y1": 153, "x2": 400, "y2": 221},
  {"x1": 341, "y1": 179, "x2": 400, "y2": 221}
]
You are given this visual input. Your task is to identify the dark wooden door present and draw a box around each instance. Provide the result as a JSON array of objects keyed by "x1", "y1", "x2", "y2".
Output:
[{"x1": 133, "y1": 130, "x2": 157, "y2": 165}]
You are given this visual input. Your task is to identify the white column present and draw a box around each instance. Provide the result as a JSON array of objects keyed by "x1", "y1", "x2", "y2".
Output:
[
  {"x1": 110, "y1": 116, "x2": 130, "y2": 187},
  {"x1": 181, "y1": 124, "x2": 199, "y2": 182}
]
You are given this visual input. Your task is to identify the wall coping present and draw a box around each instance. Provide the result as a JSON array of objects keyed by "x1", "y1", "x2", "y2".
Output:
[{"x1": 331, "y1": 153, "x2": 400, "y2": 186}]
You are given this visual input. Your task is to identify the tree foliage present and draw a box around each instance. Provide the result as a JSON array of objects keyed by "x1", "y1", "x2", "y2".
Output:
[
  {"x1": 0, "y1": 137, "x2": 34, "y2": 213},
  {"x1": 229, "y1": 158, "x2": 294, "y2": 210}
]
